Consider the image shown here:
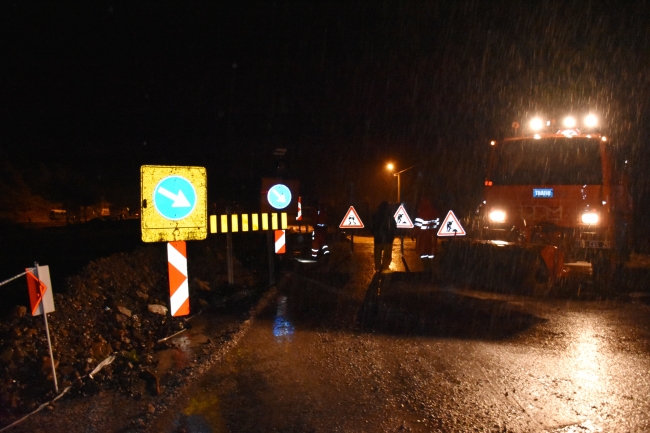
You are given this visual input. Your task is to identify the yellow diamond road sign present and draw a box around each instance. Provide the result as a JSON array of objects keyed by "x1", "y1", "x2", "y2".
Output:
[{"x1": 141, "y1": 165, "x2": 207, "y2": 243}]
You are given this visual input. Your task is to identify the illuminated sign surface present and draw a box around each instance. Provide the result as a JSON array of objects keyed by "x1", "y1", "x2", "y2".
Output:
[
  {"x1": 393, "y1": 204, "x2": 414, "y2": 228},
  {"x1": 267, "y1": 183, "x2": 292, "y2": 210},
  {"x1": 339, "y1": 206, "x2": 364, "y2": 228},
  {"x1": 533, "y1": 188, "x2": 554, "y2": 198},
  {"x1": 437, "y1": 210, "x2": 466, "y2": 237},
  {"x1": 154, "y1": 176, "x2": 197, "y2": 220},
  {"x1": 141, "y1": 165, "x2": 207, "y2": 242}
]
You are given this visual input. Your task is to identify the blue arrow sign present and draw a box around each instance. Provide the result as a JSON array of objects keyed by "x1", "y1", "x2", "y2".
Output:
[
  {"x1": 267, "y1": 184, "x2": 292, "y2": 210},
  {"x1": 154, "y1": 176, "x2": 197, "y2": 220}
]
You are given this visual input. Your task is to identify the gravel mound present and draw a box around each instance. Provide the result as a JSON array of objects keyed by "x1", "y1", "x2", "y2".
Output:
[{"x1": 0, "y1": 241, "x2": 269, "y2": 429}]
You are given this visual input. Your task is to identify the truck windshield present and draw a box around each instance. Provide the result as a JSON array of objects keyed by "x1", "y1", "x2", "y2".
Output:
[{"x1": 491, "y1": 138, "x2": 602, "y2": 185}]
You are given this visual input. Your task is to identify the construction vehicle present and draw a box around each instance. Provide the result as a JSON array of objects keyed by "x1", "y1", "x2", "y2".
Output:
[{"x1": 468, "y1": 114, "x2": 632, "y2": 291}]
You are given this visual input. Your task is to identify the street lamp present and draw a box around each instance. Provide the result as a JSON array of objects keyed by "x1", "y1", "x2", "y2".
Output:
[{"x1": 386, "y1": 163, "x2": 417, "y2": 203}]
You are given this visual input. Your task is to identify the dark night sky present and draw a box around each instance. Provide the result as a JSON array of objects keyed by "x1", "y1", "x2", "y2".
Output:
[{"x1": 2, "y1": 1, "x2": 650, "y2": 226}]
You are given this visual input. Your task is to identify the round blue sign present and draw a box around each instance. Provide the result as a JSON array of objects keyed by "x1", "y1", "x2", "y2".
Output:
[
  {"x1": 267, "y1": 184, "x2": 292, "y2": 210},
  {"x1": 154, "y1": 175, "x2": 197, "y2": 220}
]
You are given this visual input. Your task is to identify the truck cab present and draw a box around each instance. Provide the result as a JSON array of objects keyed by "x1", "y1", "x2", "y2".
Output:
[{"x1": 475, "y1": 115, "x2": 632, "y2": 283}]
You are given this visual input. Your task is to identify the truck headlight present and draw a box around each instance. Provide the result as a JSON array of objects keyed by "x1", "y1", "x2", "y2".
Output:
[
  {"x1": 563, "y1": 116, "x2": 576, "y2": 128},
  {"x1": 489, "y1": 210, "x2": 506, "y2": 223},
  {"x1": 529, "y1": 118, "x2": 544, "y2": 131},
  {"x1": 584, "y1": 114, "x2": 598, "y2": 128},
  {"x1": 581, "y1": 212, "x2": 599, "y2": 224}
]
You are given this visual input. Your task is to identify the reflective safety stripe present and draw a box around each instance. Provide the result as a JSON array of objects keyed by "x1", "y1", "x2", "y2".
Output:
[
  {"x1": 274, "y1": 230, "x2": 286, "y2": 254},
  {"x1": 415, "y1": 217, "x2": 439, "y2": 229}
]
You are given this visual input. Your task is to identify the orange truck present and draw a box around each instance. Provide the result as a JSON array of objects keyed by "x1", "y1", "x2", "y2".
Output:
[{"x1": 472, "y1": 115, "x2": 633, "y2": 287}]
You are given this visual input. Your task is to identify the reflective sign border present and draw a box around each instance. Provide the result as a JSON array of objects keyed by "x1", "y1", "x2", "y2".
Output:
[{"x1": 141, "y1": 165, "x2": 207, "y2": 243}]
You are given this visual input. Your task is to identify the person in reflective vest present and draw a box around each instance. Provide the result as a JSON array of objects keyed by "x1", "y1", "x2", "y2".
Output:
[
  {"x1": 414, "y1": 198, "x2": 440, "y2": 272},
  {"x1": 311, "y1": 204, "x2": 330, "y2": 261}
]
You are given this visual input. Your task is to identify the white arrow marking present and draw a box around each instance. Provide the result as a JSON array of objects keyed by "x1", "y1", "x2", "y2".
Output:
[
  {"x1": 158, "y1": 187, "x2": 191, "y2": 207},
  {"x1": 272, "y1": 188, "x2": 287, "y2": 203}
]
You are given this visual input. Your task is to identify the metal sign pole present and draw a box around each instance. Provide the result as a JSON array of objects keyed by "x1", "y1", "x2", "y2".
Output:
[
  {"x1": 226, "y1": 207, "x2": 234, "y2": 286},
  {"x1": 349, "y1": 182, "x2": 355, "y2": 253},
  {"x1": 0, "y1": 271, "x2": 27, "y2": 287},
  {"x1": 34, "y1": 263, "x2": 58, "y2": 394},
  {"x1": 267, "y1": 231, "x2": 275, "y2": 285}
]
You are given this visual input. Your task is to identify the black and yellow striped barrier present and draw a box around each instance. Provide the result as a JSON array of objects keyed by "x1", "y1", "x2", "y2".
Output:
[{"x1": 209, "y1": 212, "x2": 288, "y2": 234}]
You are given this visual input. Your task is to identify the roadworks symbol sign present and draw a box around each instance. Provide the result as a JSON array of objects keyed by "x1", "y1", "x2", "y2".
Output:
[
  {"x1": 437, "y1": 210, "x2": 466, "y2": 237},
  {"x1": 339, "y1": 206, "x2": 364, "y2": 228},
  {"x1": 393, "y1": 204, "x2": 414, "y2": 228}
]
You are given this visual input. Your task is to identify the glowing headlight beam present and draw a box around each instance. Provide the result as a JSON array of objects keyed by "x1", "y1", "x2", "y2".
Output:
[
  {"x1": 584, "y1": 114, "x2": 598, "y2": 128},
  {"x1": 581, "y1": 212, "x2": 599, "y2": 224},
  {"x1": 529, "y1": 118, "x2": 544, "y2": 131},
  {"x1": 563, "y1": 116, "x2": 577, "y2": 128},
  {"x1": 489, "y1": 210, "x2": 506, "y2": 223}
]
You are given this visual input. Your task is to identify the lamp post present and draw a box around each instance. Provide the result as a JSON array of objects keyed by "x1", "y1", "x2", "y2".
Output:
[
  {"x1": 386, "y1": 163, "x2": 417, "y2": 259},
  {"x1": 386, "y1": 163, "x2": 417, "y2": 203}
]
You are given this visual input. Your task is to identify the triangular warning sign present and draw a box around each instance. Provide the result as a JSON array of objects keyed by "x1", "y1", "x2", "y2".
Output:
[
  {"x1": 437, "y1": 210, "x2": 466, "y2": 237},
  {"x1": 393, "y1": 204, "x2": 414, "y2": 228},
  {"x1": 339, "y1": 206, "x2": 364, "y2": 228}
]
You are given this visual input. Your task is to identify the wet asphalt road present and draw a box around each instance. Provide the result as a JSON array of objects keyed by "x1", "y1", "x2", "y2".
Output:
[{"x1": 150, "y1": 236, "x2": 650, "y2": 433}]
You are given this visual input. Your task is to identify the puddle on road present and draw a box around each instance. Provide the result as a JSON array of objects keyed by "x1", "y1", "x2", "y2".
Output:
[
  {"x1": 151, "y1": 295, "x2": 298, "y2": 433},
  {"x1": 174, "y1": 393, "x2": 224, "y2": 433},
  {"x1": 155, "y1": 323, "x2": 210, "y2": 373},
  {"x1": 273, "y1": 295, "x2": 295, "y2": 341}
]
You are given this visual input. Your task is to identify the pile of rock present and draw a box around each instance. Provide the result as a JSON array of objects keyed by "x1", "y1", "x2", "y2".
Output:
[{"x1": 0, "y1": 241, "x2": 266, "y2": 425}]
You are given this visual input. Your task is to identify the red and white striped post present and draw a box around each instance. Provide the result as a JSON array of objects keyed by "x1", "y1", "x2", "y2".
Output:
[
  {"x1": 274, "y1": 230, "x2": 286, "y2": 254},
  {"x1": 296, "y1": 196, "x2": 302, "y2": 233},
  {"x1": 167, "y1": 241, "x2": 190, "y2": 316},
  {"x1": 297, "y1": 196, "x2": 302, "y2": 220}
]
